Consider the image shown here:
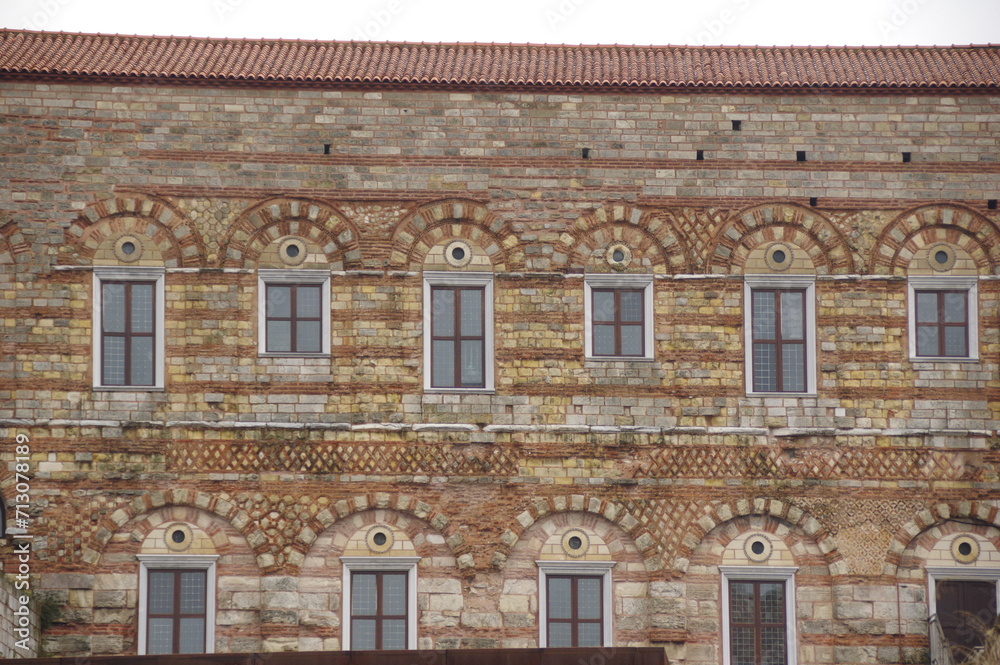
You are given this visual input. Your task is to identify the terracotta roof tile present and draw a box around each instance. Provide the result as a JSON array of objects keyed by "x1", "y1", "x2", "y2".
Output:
[{"x1": 0, "y1": 29, "x2": 998, "y2": 90}]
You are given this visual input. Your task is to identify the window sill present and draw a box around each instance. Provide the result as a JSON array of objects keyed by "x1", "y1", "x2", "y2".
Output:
[
  {"x1": 258, "y1": 353, "x2": 331, "y2": 358},
  {"x1": 585, "y1": 356, "x2": 656, "y2": 362},
  {"x1": 93, "y1": 386, "x2": 165, "y2": 392},
  {"x1": 424, "y1": 388, "x2": 496, "y2": 395},
  {"x1": 910, "y1": 356, "x2": 980, "y2": 364},
  {"x1": 746, "y1": 392, "x2": 817, "y2": 398}
]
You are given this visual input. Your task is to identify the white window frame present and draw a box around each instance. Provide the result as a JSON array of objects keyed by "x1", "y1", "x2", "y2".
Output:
[
  {"x1": 422, "y1": 271, "x2": 494, "y2": 393},
  {"x1": 584, "y1": 274, "x2": 655, "y2": 360},
  {"x1": 257, "y1": 269, "x2": 331, "y2": 357},
  {"x1": 907, "y1": 276, "x2": 979, "y2": 362},
  {"x1": 93, "y1": 267, "x2": 166, "y2": 390},
  {"x1": 341, "y1": 556, "x2": 419, "y2": 651},
  {"x1": 926, "y1": 566, "x2": 1000, "y2": 620},
  {"x1": 743, "y1": 275, "x2": 817, "y2": 396},
  {"x1": 720, "y1": 565, "x2": 798, "y2": 665},
  {"x1": 137, "y1": 554, "x2": 218, "y2": 656},
  {"x1": 536, "y1": 560, "x2": 615, "y2": 648}
]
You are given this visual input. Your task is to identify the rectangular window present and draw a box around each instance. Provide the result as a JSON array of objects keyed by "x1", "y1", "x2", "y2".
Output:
[
  {"x1": 750, "y1": 288, "x2": 808, "y2": 393},
  {"x1": 146, "y1": 569, "x2": 208, "y2": 655},
  {"x1": 729, "y1": 579, "x2": 788, "y2": 665},
  {"x1": 264, "y1": 284, "x2": 323, "y2": 353},
  {"x1": 936, "y1": 579, "x2": 998, "y2": 662},
  {"x1": 350, "y1": 571, "x2": 409, "y2": 650},
  {"x1": 429, "y1": 284, "x2": 487, "y2": 389},
  {"x1": 591, "y1": 289, "x2": 645, "y2": 357},
  {"x1": 915, "y1": 290, "x2": 968, "y2": 358},
  {"x1": 101, "y1": 280, "x2": 156, "y2": 386},
  {"x1": 546, "y1": 575, "x2": 604, "y2": 648}
]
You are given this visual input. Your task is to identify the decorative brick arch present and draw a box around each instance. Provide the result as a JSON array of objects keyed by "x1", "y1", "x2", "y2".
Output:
[
  {"x1": 884, "y1": 500, "x2": 1000, "y2": 577},
  {"x1": 220, "y1": 197, "x2": 361, "y2": 269},
  {"x1": 65, "y1": 194, "x2": 205, "y2": 267},
  {"x1": 493, "y1": 494, "x2": 659, "y2": 570},
  {"x1": 870, "y1": 203, "x2": 1000, "y2": 275},
  {"x1": 676, "y1": 497, "x2": 845, "y2": 574},
  {"x1": 297, "y1": 492, "x2": 469, "y2": 569},
  {"x1": 0, "y1": 221, "x2": 30, "y2": 265},
  {"x1": 707, "y1": 202, "x2": 855, "y2": 275},
  {"x1": 388, "y1": 199, "x2": 519, "y2": 271},
  {"x1": 558, "y1": 204, "x2": 691, "y2": 273},
  {"x1": 81, "y1": 489, "x2": 273, "y2": 571}
]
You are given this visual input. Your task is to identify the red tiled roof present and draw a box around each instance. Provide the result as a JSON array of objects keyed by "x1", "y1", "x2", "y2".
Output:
[{"x1": 1, "y1": 29, "x2": 998, "y2": 90}]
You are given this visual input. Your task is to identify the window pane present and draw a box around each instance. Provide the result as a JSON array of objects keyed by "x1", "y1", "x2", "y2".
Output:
[
  {"x1": 944, "y1": 326, "x2": 967, "y2": 357},
  {"x1": 752, "y1": 291, "x2": 776, "y2": 340},
  {"x1": 131, "y1": 284, "x2": 154, "y2": 333},
  {"x1": 548, "y1": 622, "x2": 572, "y2": 648},
  {"x1": 266, "y1": 285, "x2": 291, "y2": 318},
  {"x1": 729, "y1": 581, "x2": 754, "y2": 624},
  {"x1": 548, "y1": 577, "x2": 572, "y2": 619},
  {"x1": 352, "y1": 619, "x2": 376, "y2": 650},
  {"x1": 352, "y1": 573, "x2": 377, "y2": 616},
  {"x1": 179, "y1": 571, "x2": 206, "y2": 614},
  {"x1": 578, "y1": 622, "x2": 603, "y2": 647},
  {"x1": 147, "y1": 618, "x2": 174, "y2": 654},
  {"x1": 731, "y1": 625, "x2": 755, "y2": 665},
  {"x1": 148, "y1": 572, "x2": 175, "y2": 614},
  {"x1": 178, "y1": 618, "x2": 205, "y2": 654},
  {"x1": 780, "y1": 292, "x2": 803, "y2": 340},
  {"x1": 620, "y1": 290, "x2": 643, "y2": 322},
  {"x1": 432, "y1": 340, "x2": 456, "y2": 387},
  {"x1": 943, "y1": 292, "x2": 966, "y2": 323},
  {"x1": 431, "y1": 289, "x2": 455, "y2": 336},
  {"x1": 753, "y1": 343, "x2": 776, "y2": 392},
  {"x1": 382, "y1": 619, "x2": 407, "y2": 649},
  {"x1": 916, "y1": 326, "x2": 939, "y2": 356},
  {"x1": 266, "y1": 321, "x2": 291, "y2": 352},
  {"x1": 103, "y1": 337, "x2": 126, "y2": 386},
  {"x1": 916, "y1": 291, "x2": 938, "y2": 323},
  {"x1": 130, "y1": 336, "x2": 154, "y2": 386},
  {"x1": 296, "y1": 285, "x2": 321, "y2": 318},
  {"x1": 781, "y1": 344, "x2": 805, "y2": 393},
  {"x1": 296, "y1": 321, "x2": 322, "y2": 353},
  {"x1": 761, "y1": 625, "x2": 787, "y2": 665},
  {"x1": 593, "y1": 291, "x2": 614, "y2": 322},
  {"x1": 382, "y1": 573, "x2": 407, "y2": 616},
  {"x1": 103, "y1": 283, "x2": 126, "y2": 333},
  {"x1": 460, "y1": 340, "x2": 483, "y2": 386},
  {"x1": 577, "y1": 578, "x2": 602, "y2": 619},
  {"x1": 460, "y1": 289, "x2": 483, "y2": 336},
  {"x1": 760, "y1": 582, "x2": 785, "y2": 624},
  {"x1": 593, "y1": 324, "x2": 615, "y2": 355},
  {"x1": 620, "y1": 325, "x2": 643, "y2": 356}
]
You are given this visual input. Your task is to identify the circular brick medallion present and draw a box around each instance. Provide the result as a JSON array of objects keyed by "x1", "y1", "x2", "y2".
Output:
[
  {"x1": 951, "y1": 536, "x2": 980, "y2": 564},
  {"x1": 366, "y1": 525, "x2": 395, "y2": 554},
  {"x1": 744, "y1": 534, "x2": 773, "y2": 563},
  {"x1": 606, "y1": 243, "x2": 632, "y2": 269},
  {"x1": 279, "y1": 238, "x2": 307, "y2": 266},
  {"x1": 927, "y1": 244, "x2": 957, "y2": 272},
  {"x1": 114, "y1": 235, "x2": 144, "y2": 263},
  {"x1": 561, "y1": 529, "x2": 590, "y2": 558},
  {"x1": 165, "y1": 523, "x2": 193, "y2": 552},
  {"x1": 764, "y1": 243, "x2": 793, "y2": 272},
  {"x1": 444, "y1": 240, "x2": 473, "y2": 269}
]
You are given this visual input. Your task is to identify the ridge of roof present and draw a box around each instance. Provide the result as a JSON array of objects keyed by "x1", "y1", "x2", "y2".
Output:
[{"x1": 1, "y1": 29, "x2": 998, "y2": 90}]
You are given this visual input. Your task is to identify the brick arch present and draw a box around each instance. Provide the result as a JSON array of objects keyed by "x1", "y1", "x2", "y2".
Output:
[
  {"x1": 388, "y1": 199, "x2": 518, "y2": 271},
  {"x1": 707, "y1": 202, "x2": 855, "y2": 275},
  {"x1": 676, "y1": 497, "x2": 845, "y2": 575},
  {"x1": 884, "y1": 500, "x2": 1000, "y2": 577},
  {"x1": 0, "y1": 221, "x2": 30, "y2": 265},
  {"x1": 220, "y1": 197, "x2": 361, "y2": 269},
  {"x1": 65, "y1": 194, "x2": 206, "y2": 267},
  {"x1": 492, "y1": 494, "x2": 660, "y2": 570},
  {"x1": 558, "y1": 205, "x2": 691, "y2": 273},
  {"x1": 870, "y1": 203, "x2": 1000, "y2": 275},
  {"x1": 81, "y1": 489, "x2": 273, "y2": 572},
  {"x1": 299, "y1": 492, "x2": 470, "y2": 569}
]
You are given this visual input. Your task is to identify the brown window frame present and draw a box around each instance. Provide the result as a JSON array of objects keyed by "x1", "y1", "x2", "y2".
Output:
[
  {"x1": 936, "y1": 579, "x2": 998, "y2": 661},
  {"x1": 349, "y1": 570, "x2": 409, "y2": 651},
  {"x1": 146, "y1": 569, "x2": 207, "y2": 655},
  {"x1": 590, "y1": 288, "x2": 646, "y2": 357},
  {"x1": 914, "y1": 289, "x2": 969, "y2": 358},
  {"x1": 101, "y1": 280, "x2": 156, "y2": 387},
  {"x1": 429, "y1": 285, "x2": 486, "y2": 389},
  {"x1": 751, "y1": 288, "x2": 807, "y2": 393},
  {"x1": 546, "y1": 574, "x2": 605, "y2": 648},
  {"x1": 728, "y1": 579, "x2": 788, "y2": 665},
  {"x1": 264, "y1": 283, "x2": 323, "y2": 353}
]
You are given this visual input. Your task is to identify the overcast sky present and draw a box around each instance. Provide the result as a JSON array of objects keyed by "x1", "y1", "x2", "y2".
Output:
[{"x1": 0, "y1": 0, "x2": 997, "y2": 46}]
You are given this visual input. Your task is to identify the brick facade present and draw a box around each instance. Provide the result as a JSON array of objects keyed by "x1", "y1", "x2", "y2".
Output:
[{"x1": 1, "y1": 38, "x2": 999, "y2": 664}]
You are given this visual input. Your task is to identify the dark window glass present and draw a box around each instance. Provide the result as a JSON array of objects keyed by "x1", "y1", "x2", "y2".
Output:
[
  {"x1": 430, "y1": 286, "x2": 485, "y2": 388},
  {"x1": 102, "y1": 281, "x2": 156, "y2": 386},
  {"x1": 937, "y1": 580, "x2": 998, "y2": 662},
  {"x1": 729, "y1": 580, "x2": 787, "y2": 665},
  {"x1": 915, "y1": 290, "x2": 969, "y2": 357},
  {"x1": 751, "y1": 289, "x2": 807, "y2": 392},
  {"x1": 146, "y1": 570, "x2": 207, "y2": 654},
  {"x1": 265, "y1": 284, "x2": 323, "y2": 353},
  {"x1": 547, "y1": 575, "x2": 604, "y2": 647},
  {"x1": 351, "y1": 571, "x2": 408, "y2": 650},
  {"x1": 591, "y1": 288, "x2": 645, "y2": 357}
]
